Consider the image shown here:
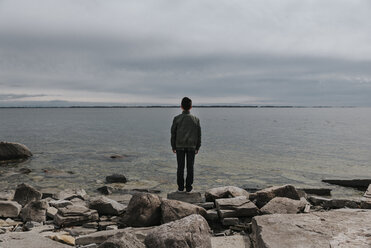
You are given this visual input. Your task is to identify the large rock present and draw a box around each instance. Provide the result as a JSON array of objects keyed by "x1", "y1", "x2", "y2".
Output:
[
  {"x1": 54, "y1": 204, "x2": 99, "y2": 227},
  {"x1": 20, "y1": 200, "x2": 49, "y2": 222},
  {"x1": 254, "y1": 185, "x2": 300, "y2": 208},
  {"x1": 215, "y1": 196, "x2": 259, "y2": 218},
  {"x1": 120, "y1": 193, "x2": 161, "y2": 227},
  {"x1": 0, "y1": 200, "x2": 22, "y2": 218},
  {"x1": 260, "y1": 197, "x2": 309, "y2": 214},
  {"x1": 89, "y1": 196, "x2": 126, "y2": 216},
  {"x1": 205, "y1": 186, "x2": 249, "y2": 202},
  {"x1": 251, "y1": 209, "x2": 371, "y2": 248},
  {"x1": 54, "y1": 188, "x2": 87, "y2": 201},
  {"x1": 161, "y1": 199, "x2": 206, "y2": 223},
  {"x1": 13, "y1": 183, "x2": 42, "y2": 206},
  {"x1": 0, "y1": 232, "x2": 70, "y2": 248},
  {"x1": 144, "y1": 214, "x2": 212, "y2": 248},
  {"x1": 322, "y1": 179, "x2": 371, "y2": 190},
  {"x1": 167, "y1": 191, "x2": 203, "y2": 204},
  {"x1": 98, "y1": 230, "x2": 145, "y2": 248},
  {"x1": 0, "y1": 142, "x2": 32, "y2": 161}
]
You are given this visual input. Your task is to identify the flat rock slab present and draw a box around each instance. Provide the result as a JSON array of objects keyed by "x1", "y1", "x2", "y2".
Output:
[
  {"x1": 167, "y1": 191, "x2": 204, "y2": 203},
  {"x1": 0, "y1": 232, "x2": 70, "y2": 248},
  {"x1": 251, "y1": 209, "x2": 371, "y2": 248},
  {"x1": 211, "y1": 235, "x2": 250, "y2": 248},
  {"x1": 322, "y1": 179, "x2": 371, "y2": 190}
]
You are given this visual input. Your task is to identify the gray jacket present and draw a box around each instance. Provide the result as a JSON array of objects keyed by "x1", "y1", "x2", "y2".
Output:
[{"x1": 171, "y1": 111, "x2": 201, "y2": 150}]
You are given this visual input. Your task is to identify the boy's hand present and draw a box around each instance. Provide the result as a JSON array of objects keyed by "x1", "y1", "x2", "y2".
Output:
[
  {"x1": 195, "y1": 150, "x2": 199, "y2": 154},
  {"x1": 172, "y1": 150, "x2": 176, "y2": 154}
]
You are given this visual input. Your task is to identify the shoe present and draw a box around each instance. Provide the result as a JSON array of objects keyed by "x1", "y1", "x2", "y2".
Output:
[
  {"x1": 177, "y1": 188, "x2": 184, "y2": 192},
  {"x1": 186, "y1": 187, "x2": 192, "y2": 193}
]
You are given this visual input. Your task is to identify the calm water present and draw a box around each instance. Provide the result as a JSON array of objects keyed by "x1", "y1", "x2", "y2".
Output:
[{"x1": 0, "y1": 108, "x2": 370, "y2": 198}]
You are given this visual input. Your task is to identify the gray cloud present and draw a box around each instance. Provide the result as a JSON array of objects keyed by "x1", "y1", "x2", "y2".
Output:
[{"x1": 0, "y1": 0, "x2": 371, "y2": 106}]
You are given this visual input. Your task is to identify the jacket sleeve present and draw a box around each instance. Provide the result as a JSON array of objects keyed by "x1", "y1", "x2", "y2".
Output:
[
  {"x1": 196, "y1": 119, "x2": 201, "y2": 150},
  {"x1": 171, "y1": 117, "x2": 177, "y2": 150}
]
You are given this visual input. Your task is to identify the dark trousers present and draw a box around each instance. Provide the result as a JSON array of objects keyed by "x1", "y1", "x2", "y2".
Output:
[{"x1": 176, "y1": 148, "x2": 195, "y2": 191}]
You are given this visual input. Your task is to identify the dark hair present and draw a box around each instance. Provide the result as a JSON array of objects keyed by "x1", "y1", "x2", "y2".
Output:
[{"x1": 181, "y1": 97, "x2": 192, "y2": 111}]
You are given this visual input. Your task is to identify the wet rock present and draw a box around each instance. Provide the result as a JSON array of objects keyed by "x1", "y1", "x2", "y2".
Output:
[
  {"x1": 260, "y1": 197, "x2": 309, "y2": 214},
  {"x1": 322, "y1": 179, "x2": 371, "y2": 190},
  {"x1": 120, "y1": 193, "x2": 161, "y2": 227},
  {"x1": 20, "y1": 200, "x2": 49, "y2": 222},
  {"x1": 54, "y1": 204, "x2": 99, "y2": 227},
  {"x1": 13, "y1": 183, "x2": 42, "y2": 206},
  {"x1": 167, "y1": 191, "x2": 203, "y2": 204},
  {"x1": 0, "y1": 190, "x2": 15, "y2": 201},
  {"x1": 97, "y1": 186, "x2": 113, "y2": 195},
  {"x1": 89, "y1": 196, "x2": 126, "y2": 216},
  {"x1": 211, "y1": 235, "x2": 251, "y2": 248},
  {"x1": 98, "y1": 231, "x2": 145, "y2": 248},
  {"x1": 106, "y1": 174, "x2": 127, "y2": 183},
  {"x1": 251, "y1": 209, "x2": 371, "y2": 248},
  {"x1": 308, "y1": 196, "x2": 361, "y2": 209},
  {"x1": 205, "y1": 186, "x2": 249, "y2": 202},
  {"x1": 160, "y1": 198, "x2": 207, "y2": 224},
  {"x1": 54, "y1": 188, "x2": 87, "y2": 201},
  {"x1": 0, "y1": 142, "x2": 32, "y2": 161},
  {"x1": 298, "y1": 188, "x2": 332, "y2": 196},
  {"x1": 144, "y1": 214, "x2": 212, "y2": 248},
  {"x1": 364, "y1": 184, "x2": 371, "y2": 198},
  {"x1": 0, "y1": 232, "x2": 70, "y2": 248},
  {"x1": 215, "y1": 196, "x2": 259, "y2": 218},
  {"x1": 254, "y1": 184, "x2": 300, "y2": 208},
  {"x1": 0, "y1": 200, "x2": 22, "y2": 218}
]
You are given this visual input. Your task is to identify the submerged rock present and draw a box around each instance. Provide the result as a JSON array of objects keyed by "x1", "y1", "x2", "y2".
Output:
[
  {"x1": 205, "y1": 186, "x2": 249, "y2": 202},
  {"x1": 13, "y1": 183, "x2": 42, "y2": 206},
  {"x1": 0, "y1": 142, "x2": 32, "y2": 161},
  {"x1": 254, "y1": 184, "x2": 300, "y2": 208},
  {"x1": 160, "y1": 199, "x2": 206, "y2": 224},
  {"x1": 0, "y1": 200, "x2": 22, "y2": 218},
  {"x1": 144, "y1": 214, "x2": 212, "y2": 248},
  {"x1": 106, "y1": 174, "x2": 127, "y2": 184},
  {"x1": 298, "y1": 188, "x2": 332, "y2": 196}
]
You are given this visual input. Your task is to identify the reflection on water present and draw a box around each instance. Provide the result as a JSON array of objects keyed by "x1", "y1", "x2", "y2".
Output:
[{"x1": 0, "y1": 107, "x2": 370, "y2": 198}]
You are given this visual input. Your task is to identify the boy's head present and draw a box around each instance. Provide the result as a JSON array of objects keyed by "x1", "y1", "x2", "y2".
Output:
[{"x1": 181, "y1": 97, "x2": 192, "y2": 111}]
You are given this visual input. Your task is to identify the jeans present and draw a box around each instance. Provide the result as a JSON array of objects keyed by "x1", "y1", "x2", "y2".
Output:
[{"x1": 176, "y1": 148, "x2": 195, "y2": 191}]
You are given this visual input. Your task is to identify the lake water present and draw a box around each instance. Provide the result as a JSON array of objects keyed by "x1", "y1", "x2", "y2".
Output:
[{"x1": 0, "y1": 107, "x2": 370, "y2": 198}]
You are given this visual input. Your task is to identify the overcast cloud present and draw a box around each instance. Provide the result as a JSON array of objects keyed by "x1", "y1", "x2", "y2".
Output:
[{"x1": 1, "y1": 0, "x2": 371, "y2": 106}]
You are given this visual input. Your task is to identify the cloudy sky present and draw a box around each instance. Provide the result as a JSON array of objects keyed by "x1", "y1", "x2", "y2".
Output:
[{"x1": 0, "y1": 0, "x2": 371, "y2": 106}]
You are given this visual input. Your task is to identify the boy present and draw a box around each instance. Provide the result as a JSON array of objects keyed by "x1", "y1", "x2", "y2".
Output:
[{"x1": 171, "y1": 97, "x2": 201, "y2": 192}]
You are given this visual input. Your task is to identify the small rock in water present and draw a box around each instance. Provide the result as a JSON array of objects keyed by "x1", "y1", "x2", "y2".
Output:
[
  {"x1": 110, "y1": 155, "x2": 126, "y2": 159},
  {"x1": 19, "y1": 168, "x2": 32, "y2": 174},
  {"x1": 97, "y1": 186, "x2": 113, "y2": 195},
  {"x1": 106, "y1": 174, "x2": 127, "y2": 183}
]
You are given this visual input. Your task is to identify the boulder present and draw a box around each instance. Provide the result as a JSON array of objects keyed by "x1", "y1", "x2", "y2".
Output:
[
  {"x1": 260, "y1": 197, "x2": 309, "y2": 214},
  {"x1": 120, "y1": 193, "x2": 161, "y2": 227},
  {"x1": 98, "y1": 231, "x2": 145, "y2": 248},
  {"x1": 54, "y1": 188, "x2": 87, "y2": 201},
  {"x1": 89, "y1": 196, "x2": 126, "y2": 216},
  {"x1": 144, "y1": 214, "x2": 212, "y2": 248},
  {"x1": 251, "y1": 209, "x2": 371, "y2": 248},
  {"x1": 106, "y1": 174, "x2": 127, "y2": 183},
  {"x1": 254, "y1": 184, "x2": 300, "y2": 208},
  {"x1": 160, "y1": 199, "x2": 206, "y2": 223},
  {"x1": 20, "y1": 200, "x2": 49, "y2": 222},
  {"x1": 322, "y1": 179, "x2": 371, "y2": 190},
  {"x1": 54, "y1": 204, "x2": 99, "y2": 227},
  {"x1": 364, "y1": 184, "x2": 371, "y2": 198},
  {"x1": 13, "y1": 183, "x2": 42, "y2": 206},
  {"x1": 0, "y1": 142, "x2": 32, "y2": 161},
  {"x1": 205, "y1": 186, "x2": 249, "y2": 202},
  {"x1": 215, "y1": 196, "x2": 259, "y2": 218},
  {"x1": 0, "y1": 201, "x2": 22, "y2": 218},
  {"x1": 167, "y1": 191, "x2": 203, "y2": 204}
]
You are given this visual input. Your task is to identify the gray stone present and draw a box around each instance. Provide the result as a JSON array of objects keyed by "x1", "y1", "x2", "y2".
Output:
[
  {"x1": 167, "y1": 191, "x2": 204, "y2": 204},
  {"x1": 106, "y1": 194, "x2": 132, "y2": 205},
  {"x1": 205, "y1": 186, "x2": 249, "y2": 202},
  {"x1": 221, "y1": 217, "x2": 239, "y2": 226},
  {"x1": 260, "y1": 197, "x2": 308, "y2": 214},
  {"x1": 49, "y1": 199, "x2": 73, "y2": 208},
  {"x1": 251, "y1": 209, "x2": 371, "y2": 248},
  {"x1": 0, "y1": 200, "x2": 22, "y2": 218},
  {"x1": 106, "y1": 174, "x2": 127, "y2": 183},
  {"x1": 20, "y1": 200, "x2": 49, "y2": 222},
  {"x1": 97, "y1": 186, "x2": 113, "y2": 195},
  {"x1": 99, "y1": 221, "x2": 117, "y2": 230},
  {"x1": 254, "y1": 184, "x2": 300, "y2": 208},
  {"x1": 0, "y1": 142, "x2": 32, "y2": 161},
  {"x1": 54, "y1": 204, "x2": 99, "y2": 227},
  {"x1": 308, "y1": 196, "x2": 361, "y2": 209},
  {"x1": 89, "y1": 196, "x2": 126, "y2": 216},
  {"x1": 364, "y1": 184, "x2": 371, "y2": 198},
  {"x1": 211, "y1": 235, "x2": 251, "y2": 248},
  {"x1": 24, "y1": 221, "x2": 43, "y2": 230},
  {"x1": 360, "y1": 199, "x2": 371, "y2": 209},
  {"x1": 0, "y1": 190, "x2": 15, "y2": 201},
  {"x1": 120, "y1": 193, "x2": 161, "y2": 227},
  {"x1": 196, "y1": 201, "x2": 215, "y2": 209},
  {"x1": 83, "y1": 222, "x2": 99, "y2": 229},
  {"x1": 205, "y1": 209, "x2": 219, "y2": 221},
  {"x1": 0, "y1": 232, "x2": 70, "y2": 248},
  {"x1": 98, "y1": 231, "x2": 145, "y2": 248},
  {"x1": 215, "y1": 196, "x2": 259, "y2": 217},
  {"x1": 106, "y1": 225, "x2": 118, "y2": 230},
  {"x1": 298, "y1": 188, "x2": 332, "y2": 196},
  {"x1": 67, "y1": 226, "x2": 98, "y2": 236},
  {"x1": 144, "y1": 214, "x2": 212, "y2": 248},
  {"x1": 47, "y1": 206, "x2": 58, "y2": 218},
  {"x1": 322, "y1": 179, "x2": 371, "y2": 190},
  {"x1": 54, "y1": 188, "x2": 87, "y2": 200},
  {"x1": 160, "y1": 198, "x2": 207, "y2": 223},
  {"x1": 13, "y1": 183, "x2": 42, "y2": 206}
]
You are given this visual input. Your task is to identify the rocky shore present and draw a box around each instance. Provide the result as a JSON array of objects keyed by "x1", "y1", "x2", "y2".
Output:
[{"x1": 0, "y1": 181, "x2": 370, "y2": 248}]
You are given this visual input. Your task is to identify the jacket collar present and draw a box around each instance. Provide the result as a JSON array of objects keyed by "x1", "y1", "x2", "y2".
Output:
[{"x1": 182, "y1": 110, "x2": 190, "y2": 114}]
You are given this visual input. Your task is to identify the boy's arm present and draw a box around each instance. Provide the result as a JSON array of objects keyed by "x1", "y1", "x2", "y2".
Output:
[
  {"x1": 196, "y1": 119, "x2": 201, "y2": 151},
  {"x1": 171, "y1": 117, "x2": 177, "y2": 151}
]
